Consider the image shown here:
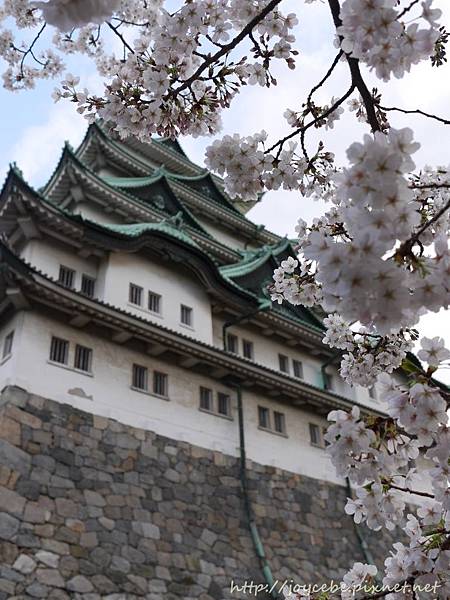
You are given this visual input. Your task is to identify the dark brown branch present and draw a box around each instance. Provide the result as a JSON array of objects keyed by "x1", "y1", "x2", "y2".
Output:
[
  {"x1": 388, "y1": 483, "x2": 434, "y2": 498},
  {"x1": 266, "y1": 85, "x2": 355, "y2": 154},
  {"x1": 307, "y1": 50, "x2": 343, "y2": 109},
  {"x1": 397, "y1": 195, "x2": 450, "y2": 256},
  {"x1": 398, "y1": 0, "x2": 420, "y2": 20},
  {"x1": 106, "y1": 21, "x2": 135, "y2": 55},
  {"x1": 380, "y1": 105, "x2": 450, "y2": 126},
  {"x1": 173, "y1": 0, "x2": 283, "y2": 96},
  {"x1": 19, "y1": 23, "x2": 46, "y2": 75},
  {"x1": 327, "y1": 0, "x2": 381, "y2": 132}
]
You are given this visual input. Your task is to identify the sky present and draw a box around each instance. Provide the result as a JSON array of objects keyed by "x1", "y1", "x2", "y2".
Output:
[{"x1": 0, "y1": 0, "x2": 450, "y2": 381}]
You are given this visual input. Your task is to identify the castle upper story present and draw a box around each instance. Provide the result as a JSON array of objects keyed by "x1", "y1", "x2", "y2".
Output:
[{"x1": 0, "y1": 123, "x2": 388, "y2": 484}]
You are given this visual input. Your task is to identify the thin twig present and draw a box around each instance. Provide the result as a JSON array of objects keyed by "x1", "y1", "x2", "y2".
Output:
[
  {"x1": 19, "y1": 23, "x2": 46, "y2": 75},
  {"x1": 173, "y1": 0, "x2": 283, "y2": 96},
  {"x1": 380, "y1": 105, "x2": 450, "y2": 126},
  {"x1": 307, "y1": 50, "x2": 343, "y2": 109},
  {"x1": 398, "y1": 0, "x2": 420, "y2": 20},
  {"x1": 266, "y1": 85, "x2": 355, "y2": 154},
  {"x1": 106, "y1": 21, "x2": 135, "y2": 55}
]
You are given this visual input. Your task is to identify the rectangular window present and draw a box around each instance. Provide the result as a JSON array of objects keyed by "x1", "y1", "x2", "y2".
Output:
[
  {"x1": 153, "y1": 371, "x2": 168, "y2": 397},
  {"x1": 200, "y1": 387, "x2": 213, "y2": 411},
  {"x1": 273, "y1": 411, "x2": 286, "y2": 434},
  {"x1": 2, "y1": 331, "x2": 14, "y2": 358},
  {"x1": 50, "y1": 336, "x2": 69, "y2": 365},
  {"x1": 148, "y1": 291, "x2": 161, "y2": 314},
  {"x1": 180, "y1": 304, "x2": 193, "y2": 327},
  {"x1": 81, "y1": 274, "x2": 96, "y2": 298},
  {"x1": 324, "y1": 372, "x2": 334, "y2": 390},
  {"x1": 323, "y1": 427, "x2": 330, "y2": 447},
  {"x1": 258, "y1": 406, "x2": 270, "y2": 429},
  {"x1": 74, "y1": 345, "x2": 92, "y2": 373},
  {"x1": 242, "y1": 339, "x2": 254, "y2": 360},
  {"x1": 293, "y1": 359, "x2": 303, "y2": 379},
  {"x1": 226, "y1": 333, "x2": 238, "y2": 354},
  {"x1": 217, "y1": 393, "x2": 230, "y2": 416},
  {"x1": 309, "y1": 423, "x2": 321, "y2": 447},
  {"x1": 278, "y1": 354, "x2": 289, "y2": 374},
  {"x1": 132, "y1": 364, "x2": 148, "y2": 391},
  {"x1": 58, "y1": 265, "x2": 75, "y2": 289},
  {"x1": 369, "y1": 386, "x2": 377, "y2": 399},
  {"x1": 129, "y1": 283, "x2": 143, "y2": 306}
]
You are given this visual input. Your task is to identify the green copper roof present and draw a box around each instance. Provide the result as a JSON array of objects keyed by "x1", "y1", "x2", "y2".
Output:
[
  {"x1": 220, "y1": 238, "x2": 293, "y2": 279},
  {"x1": 90, "y1": 215, "x2": 200, "y2": 249}
]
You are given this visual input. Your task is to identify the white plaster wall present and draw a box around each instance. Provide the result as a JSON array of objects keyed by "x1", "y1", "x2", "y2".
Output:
[
  {"x1": 212, "y1": 318, "x2": 385, "y2": 411},
  {"x1": 73, "y1": 203, "x2": 122, "y2": 225},
  {"x1": 103, "y1": 252, "x2": 214, "y2": 344},
  {"x1": 12, "y1": 311, "x2": 347, "y2": 486},
  {"x1": 195, "y1": 218, "x2": 248, "y2": 251},
  {"x1": 20, "y1": 239, "x2": 99, "y2": 290},
  {"x1": 7, "y1": 310, "x2": 430, "y2": 499}
]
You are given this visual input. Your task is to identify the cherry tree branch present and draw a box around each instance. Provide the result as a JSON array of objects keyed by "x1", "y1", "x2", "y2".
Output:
[
  {"x1": 266, "y1": 85, "x2": 355, "y2": 154},
  {"x1": 398, "y1": 0, "x2": 421, "y2": 20},
  {"x1": 173, "y1": 0, "x2": 283, "y2": 96},
  {"x1": 307, "y1": 50, "x2": 343, "y2": 109},
  {"x1": 380, "y1": 105, "x2": 450, "y2": 126},
  {"x1": 387, "y1": 483, "x2": 435, "y2": 498},
  {"x1": 106, "y1": 21, "x2": 135, "y2": 55},
  {"x1": 327, "y1": 0, "x2": 381, "y2": 132},
  {"x1": 400, "y1": 196, "x2": 450, "y2": 253}
]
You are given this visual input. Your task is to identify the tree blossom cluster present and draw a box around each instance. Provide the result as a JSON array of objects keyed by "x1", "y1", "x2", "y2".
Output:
[
  {"x1": 324, "y1": 336, "x2": 450, "y2": 598},
  {"x1": 338, "y1": 0, "x2": 442, "y2": 81}
]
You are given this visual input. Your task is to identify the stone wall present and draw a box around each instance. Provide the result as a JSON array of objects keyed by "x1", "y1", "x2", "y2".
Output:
[{"x1": 0, "y1": 387, "x2": 394, "y2": 599}]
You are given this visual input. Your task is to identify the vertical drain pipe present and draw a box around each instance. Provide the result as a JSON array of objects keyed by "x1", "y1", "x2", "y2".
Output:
[
  {"x1": 222, "y1": 302, "x2": 277, "y2": 596},
  {"x1": 236, "y1": 385, "x2": 279, "y2": 598}
]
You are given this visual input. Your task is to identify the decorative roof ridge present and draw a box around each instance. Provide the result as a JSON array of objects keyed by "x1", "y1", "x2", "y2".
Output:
[
  {"x1": 67, "y1": 157, "x2": 216, "y2": 242},
  {"x1": 220, "y1": 237, "x2": 293, "y2": 278},
  {"x1": 76, "y1": 122, "x2": 157, "y2": 175},
  {"x1": 71, "y1": 123, "x2": 278, "y2": 241}
]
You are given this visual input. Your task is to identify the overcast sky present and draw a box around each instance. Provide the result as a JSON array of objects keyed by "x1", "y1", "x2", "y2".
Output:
[{"x1": 1, "y1": 0, "x2": 449, "y2": 381}]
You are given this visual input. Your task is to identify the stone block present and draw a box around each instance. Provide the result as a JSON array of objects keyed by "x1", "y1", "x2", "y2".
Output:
[
  {"x1": 0, "y1": 486, "x2": 26, "y2": 517},
  {"x1": 66, "y1": 575, "x2": 94, "y2": 593},
  {"x1": 0, "y1": 512, "x2": 19, "y2": 540},
  {"x1": 13, "y1": 554, "x2": 37, "y2": 574}
]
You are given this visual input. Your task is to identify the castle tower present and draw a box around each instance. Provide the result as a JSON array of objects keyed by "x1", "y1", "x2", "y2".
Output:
[{"x1": 0, "y1": 124, "x2": 388, "y2": 599}]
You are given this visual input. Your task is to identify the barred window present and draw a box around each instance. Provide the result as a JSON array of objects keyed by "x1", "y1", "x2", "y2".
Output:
[
  {"x1": 200, "y1": 387, "x2": 213, "y2": 411},
  {"x1": 180, "y1": 304, "x2": 193, "y2": 327},
  {"x1": 242, "y1": 339, "x2": 254, "y2": 360},
  {"x1": 278, "y1": 354, "x2": 289, "y2": 374},
  {"x1": 226, "y1": 333, "x2": 238, "y2": 354},
  {"x1": 58, "y1": 265, "x2": 75, "y2": 289},
  {"x1": 2, "y1": 331, "x2": 14, "y2": 358},
  {"x1": 132, "y1": 364, "x2": 148, "y2": 391},
  {"x1": 129, "y1": 283, "x2": 143, "y2": 306},
  {"x1": 258, "y1": 406, "x2": 270, "y2": 429},
  {"x1": 81, "y1": 274, "x2": 96, "y2": 298},
  {"x1": 309, "y1": 423, "x2": 321, "y2": 447},
  {"x1": 153, "y1": 371, "x2": 168, "y2": 397},
  {"x1": 217, "y1": 393, "x2": 230, "y2": 416},
  {"x1": 50, "y1": 337, "x2": 69, "y2": 365},
  {"x1": 273, "y1": 411, "x2": 286, "y2": 434},
  {"x1": 148, "y1": 291, "x2": 161, "y2": 314},
  {"x1": 74, "y1": 345, "x2": 92, "y2": 373},
  {"x1": 293, "y1": 359, "x2": 303, "y2": 379}
]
